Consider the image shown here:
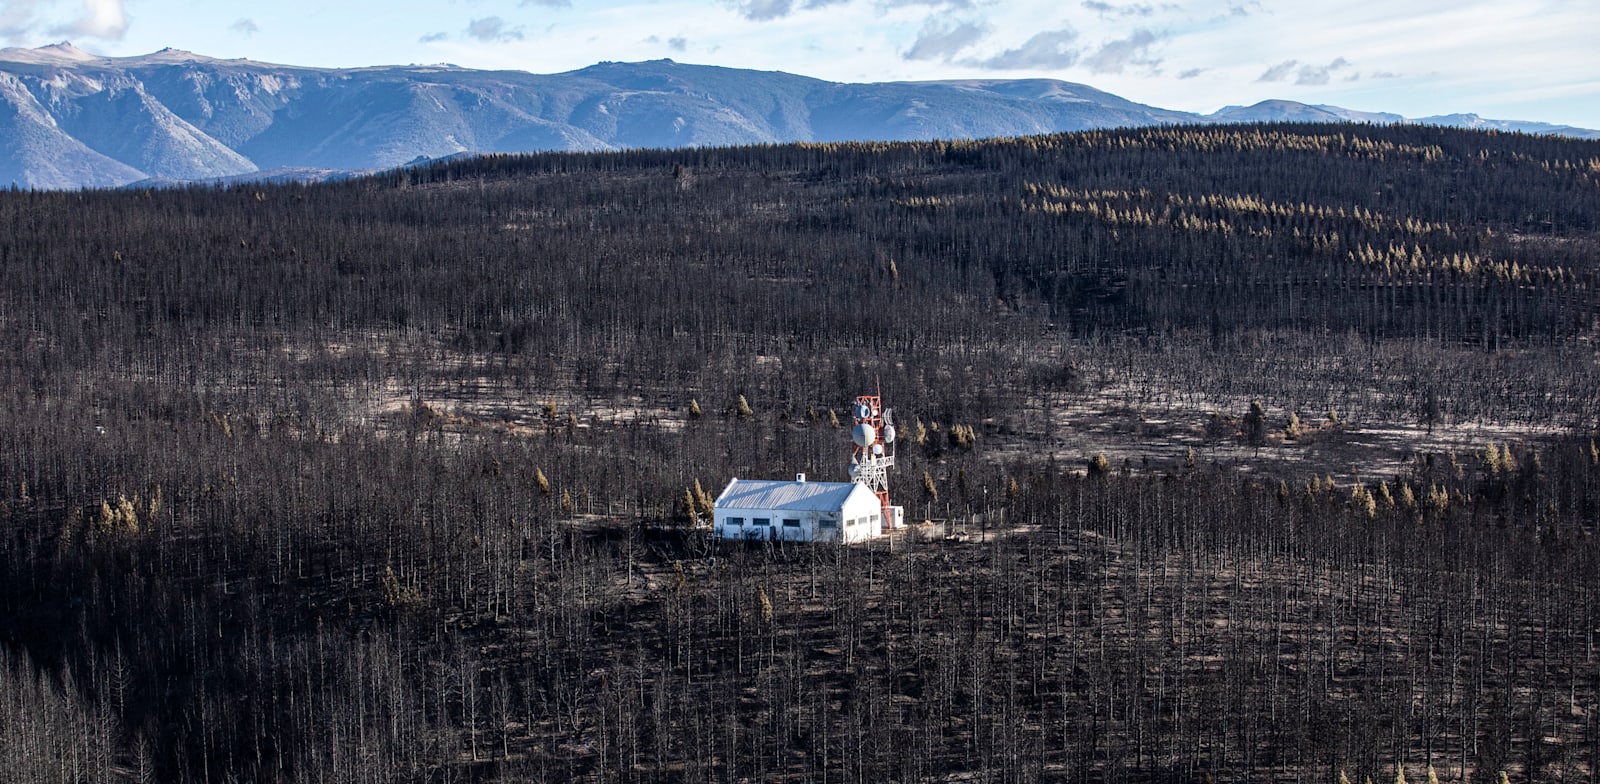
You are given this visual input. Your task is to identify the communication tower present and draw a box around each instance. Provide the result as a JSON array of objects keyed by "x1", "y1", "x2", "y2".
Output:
[{"x1": 847, "y1": 389, "x2": 899, "y2": 531}]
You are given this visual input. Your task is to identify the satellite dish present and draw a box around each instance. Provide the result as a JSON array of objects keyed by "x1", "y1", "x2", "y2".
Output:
[
  {"x1": 848, "y1": 464, "x2": 862, "y2": 480},
  {"x1": 883, "y1": 408, "x2": 894, "y2": 427},
  {"x1": 883, "y1": 424, "x2": 896, "y2": 444},
  {"x1": 854, "y1": 401, "x2": 873, "y2": 420},
  {"x1": 851, "y1": 423, "x2": 875, "y2": 447},
  {"x1": 871, "y1": 444, "x2": 885, "y2": 457}
]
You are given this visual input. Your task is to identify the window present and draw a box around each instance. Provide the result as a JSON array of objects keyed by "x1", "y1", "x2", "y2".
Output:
[
  {"x1": 725, "y1": 517, "x2": 744, "y2": 528},
  {"x1": 782, "y1": 518, "x2": 801, "y2": 528},
  {"x1": 753, "y1": 518, "x2": 770, "y2": 527},
  {"x1": 819, "y1": 518, "x2": 838, "y2": 530}
]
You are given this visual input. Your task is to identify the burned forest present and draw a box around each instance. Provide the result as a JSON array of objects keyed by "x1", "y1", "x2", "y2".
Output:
[{"x1": 4, "y1": 123, "x2": 1600, "y2": 782}]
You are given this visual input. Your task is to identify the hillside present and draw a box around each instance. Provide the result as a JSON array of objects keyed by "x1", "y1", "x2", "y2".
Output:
[
  {"x1": 0, "y1": 43, "x2": 1594, "y2": 189},
  {"x1": 2, "y1": 125, "x2": 1600, "y2": 782}
]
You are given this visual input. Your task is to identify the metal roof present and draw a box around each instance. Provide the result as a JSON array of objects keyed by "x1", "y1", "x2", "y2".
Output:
[{"x1": 714, "y1": 478, "x2": 873, "y2": 513}]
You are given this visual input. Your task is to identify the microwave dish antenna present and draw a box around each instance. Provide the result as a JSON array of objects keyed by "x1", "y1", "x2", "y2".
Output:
[{"x1": 848, "y1": 385, "x2": 897, "y2": 531}]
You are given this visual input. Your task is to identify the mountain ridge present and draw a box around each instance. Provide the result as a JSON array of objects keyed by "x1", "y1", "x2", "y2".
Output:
[{"x1": 0, "y1": 43, "x2": 1593, "y2": 189}]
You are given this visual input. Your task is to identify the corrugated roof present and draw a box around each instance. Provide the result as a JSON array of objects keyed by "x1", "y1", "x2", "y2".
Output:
[{"x1": 715, "y1": 478, "x2": 872, "y2": 512}]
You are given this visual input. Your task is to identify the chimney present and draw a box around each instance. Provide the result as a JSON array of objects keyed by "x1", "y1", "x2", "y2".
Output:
[{"x1": 796, "y1": 473, "x2": 806, "y2": 483}]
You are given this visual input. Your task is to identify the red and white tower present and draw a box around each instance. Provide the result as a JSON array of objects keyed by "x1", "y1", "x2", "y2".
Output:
[{"x1": 848, "y1": 389, "x2": 899, "y2": 532}]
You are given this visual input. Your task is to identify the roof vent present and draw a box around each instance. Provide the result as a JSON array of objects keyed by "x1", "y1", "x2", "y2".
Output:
[{"x1": 796, "y1": 473, "x2": 806, "y2": 483}]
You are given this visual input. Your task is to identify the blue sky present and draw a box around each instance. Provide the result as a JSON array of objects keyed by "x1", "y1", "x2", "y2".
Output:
[{"x1": 2, "y1": 0, "x2": 1597, "y2": 127}]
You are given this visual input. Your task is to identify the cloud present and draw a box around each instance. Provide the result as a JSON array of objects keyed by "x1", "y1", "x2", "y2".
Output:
[
  {"x1": 521, "y1": 0, "x2": 571, "y2": 6},
  {"x1": 732, "y1": 0, "x2": 793, "y2": 20},
  {"x1": 466, "y1": 16, "x2": 524, "y2": 43},
  {"x1": 1209, "y1": 2, "x2": 1260, "y2": 23},
  {"x1": 3, "y1": 0, "x2": 136, "y2": 44},
  {"x1": 904, "y1": 18, "x2": 988, "y2": 62},
  {"x1": 1258, "y1": 57, "x2": 1353, "y2": 86},
  {"x1": 1294, "y1": 57, "x2": 1351, "y2": 85},
  {"x1": 0, "y1": 0, "x2": 46, "y2": 43},
  {"x1": 1083, "y1": 28, "x2": 1162, "y2": 74},
  {"x1": 1257, "y1": 59, "x2": 1299, "y2": 82},
  {"x1": 1082, "y1": 1, "x2": 1155, "y2": 17},
  {"x1": 646, "y1": 34, "x2": 690, "y2": 51},
  {"x1": 971, "y1": 28, "x2": 1081, "y2": 70},
  {"x1": 418, "y1": 31, "x2": 449, "y2": 43},
  {"x1": 230, "y1": 18, "x2": 259, "y2": 36},
  {"x1": 878, "y1": 0, "x2": 976, "y2": 9},
  {"x1": 49, "y1": 0, "x2": 127, "y2": 40},
  {"x1": 736, "y1": 0, "x2": 936, "y2": 21},
  {"x1": 1177, "y1": 67, "x2": 1204, "y2": 79}
]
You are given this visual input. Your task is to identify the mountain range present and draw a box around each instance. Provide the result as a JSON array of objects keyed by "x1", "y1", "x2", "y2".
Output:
[{"x1": 1, "y1": 42, "x2": 1594, "y2": 190}]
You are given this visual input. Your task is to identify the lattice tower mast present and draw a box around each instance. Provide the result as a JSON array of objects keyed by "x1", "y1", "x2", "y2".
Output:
[{"x1": 848, "y1": 388, "x2": 897, "y2": 531}]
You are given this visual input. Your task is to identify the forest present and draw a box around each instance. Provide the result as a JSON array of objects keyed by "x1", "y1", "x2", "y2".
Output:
[{"x1": 3, "y1": 122, "x2": 1600, "y2": 782}]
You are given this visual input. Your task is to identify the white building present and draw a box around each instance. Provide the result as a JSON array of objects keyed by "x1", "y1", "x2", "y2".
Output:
[{"x1": 713, "y1": 474, "x2": 890, "y2": 543}]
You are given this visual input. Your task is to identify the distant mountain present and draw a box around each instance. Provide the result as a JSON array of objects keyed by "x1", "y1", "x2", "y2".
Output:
[
  {"x1": 1409, "y1": 112, "x2": 1600, "y2": 140},
  {"x1": 0, "y1": 43, "x2": 1594, "y2": 189},
  {"x1": 1210, "y1": 100, "x2": 1600, "y2": 140},
  {"x1": 1208, "y1": 100, "x2": 1405, "y2": 125}
]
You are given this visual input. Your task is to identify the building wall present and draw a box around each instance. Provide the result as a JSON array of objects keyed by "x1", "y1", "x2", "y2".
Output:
[
  {"x1": 837, "y1": 491, "x2": 884, "y2": 543},
  {"x1": 714, "y1": 489, "x2": 883, "y2": 543},
  {"x1": 715, "y1": 507, "x2": 815, "y2": 542}
]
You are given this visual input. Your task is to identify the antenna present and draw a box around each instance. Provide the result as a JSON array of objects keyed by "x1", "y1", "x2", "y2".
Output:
[{"x1": 848, "y1": 386, "x2": 896, "y2": 532}]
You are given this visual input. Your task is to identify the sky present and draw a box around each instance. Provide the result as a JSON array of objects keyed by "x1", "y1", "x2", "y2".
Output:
[{"x1": 1, "y1": 0, "x2": 1597, "y2": 128}]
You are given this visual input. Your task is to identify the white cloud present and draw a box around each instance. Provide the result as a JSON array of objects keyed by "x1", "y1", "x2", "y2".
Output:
[
  {"x1": 731, "y1": 0, "x2": 874, "y2": 22},
  {"x1": 1209, "y1": 1, "x2": 1259, "y2": 22},
  {"x1": 230, "y1": 18, "x2": 259, "y2": 37},
  {"x1": 904, "y1": 18, "x2": 987, "y2": 62},
  {"x1": 1259, "y1": 56, "x2": 1351, "y2": 86},
  {"x1": 1256, "y1": 59, "x2": 1297, "y2": 82},
  {"x1": 0, "y1": 1, "x2": 46, "y2": 43},
  {"x1": 645, "y1": 33, "x2": 691, "y2": 52},
  {"x1": 1083, "y1": 28, "x2": 1162, "y2": 74},
  {"x1": 1082, "y1": 1, "x2": 1155, "y2": 18},
  {"x1": 732, "y1": 0, "x2": 794, "y2": 21},
  {"x1": 49, "y1": 0, "x2": 127, "y2": 40},
  {"x1": 878, "y1": 0, "x2": 976, "y2": 9},
  {"x1": 971, "y1": 28, "x2": 1081, "y2": 70},
  {"x1": 1293, "y1": 56, "x2": 1351, "y2": 85},
  {"x1": 466, "y1": 17, "x2": 524, "y2": 43},
  {"x1": 1, "y1": 0, "x2": 130, "y2": 43}
]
